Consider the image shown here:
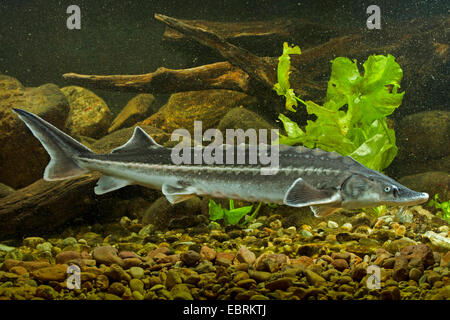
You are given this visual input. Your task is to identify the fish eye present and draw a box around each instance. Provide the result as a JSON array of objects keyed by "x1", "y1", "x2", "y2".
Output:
[{"x1": 384, "y1": 186, "x2": 391, "y2": 193}]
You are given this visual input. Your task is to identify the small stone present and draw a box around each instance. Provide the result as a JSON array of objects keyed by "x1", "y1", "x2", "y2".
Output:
[
  {"x1": 341, "y1": 223, "x2": 353, "y2": 232},
  {"x1": 36, "y1": 242, "x2": 52, "y2": 253},
  {"x1": 171, "y1": 284, "x2": 193, "y2": 300},
  {"x1": 305, "y1": 270, "x2": 326, "y2": 287},
  {"x1": 265, "y1": 277, "x2": 293, "y2": 291},
  {"x1": 129, "y1": 267, "x2": 145, "y2": 279},
  {"x1": 194, "y1": 260, "x2": 216, "y2": 274},
  {"x1": 55, "y1": 251, "x2": 82, "y2": 265},
  {"x1": 180, "y1": 250, "x2": 201, "y2": 267},
  {"x1": 393, "y1": 256, "x2": 409, "y2": 281},
  {"x1": 92, "y1": 246, "x2": 124, "y2": 266},
  {"x1": 95, "y1": 275, "x2": 109, "y2": 290},
  {"x1": 9, "y1": 266, "x2": 28, "y2": 276},
  {"x1": 327, "y1": 221, "x2": 339, "y2": 229},
  {"x1": 332, "y1": 259, "x2": 349, "y2": 271},
  {"x1": 132, "y1": 291, "x2": 144, "y2": 300},
  {"x1": 200, "y1": 246, "x2": 216, "y2": 261},
  {"x1": 409, "y1": 268, "x2": 423, "y2": 282},
  {"x1": 381, "y1": 286, "x2": 401, "y2": 300},
  {"x1": 62, "y1": 237, "x2": 78, "y2": 247},
  {"x1": 122, "y1": 258, "x2": 143, "y2": 269},
  {"x1": 331, "y1": 252, "x2": 351, "y2": 261},
  {"x1": 32, "y1": 264, "x2": 68, "y2": 281},
  {"x1": 426, "y1": 271, "x2": 441, "y2": 285},
  {"x1": 382, "y1": 257, "x2": 396, "y2": 269},
  {"x1": 35, "y1": 285, "x2": 58, "y2": 300},
  {"x1": 215, "y1": 252, "x2": 235, "y2": 267},
  {"x1": 440, "y1": 251, "x2": 450, "y2": 268},
  {"x1": 400, "y1": 244, "x2": 435, "y2": 269},
  {"x1": 165, "y1": 269, "x2": 182, "y2": 290},
  {"x1": 253, "y1": 253, "x2": 287, "y2": 272},
  {"x1": 23, "y1": 237, "x2": 45, "y2": 248},
  {"x1": 129, "y1": 279, "x2": 144, "y2": 294},
  {"x1": 236, "y1": 246, "x2": 256, "y2": 265},
  {"x1": 108, "y1": 282, "x2": 126, "y2": 296},
  {"x1": 300, "y1": 230, "x2": 313, "y2": 238},
  {"x1": 236, "y1": 279, "x2": 257, "y2": 289},
  {"x1": 248, "y1": 270, "x2": 272, "y2": 282}
]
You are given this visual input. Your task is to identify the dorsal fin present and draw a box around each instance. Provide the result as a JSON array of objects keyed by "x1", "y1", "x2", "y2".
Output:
[{"x1": 111, "y1": 127, "x2": 162, "y2": 154}]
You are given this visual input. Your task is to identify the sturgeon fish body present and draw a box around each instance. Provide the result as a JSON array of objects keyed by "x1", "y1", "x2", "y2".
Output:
[{"x1": 13, "y1": 108, "x2": 429, "y2": 217}]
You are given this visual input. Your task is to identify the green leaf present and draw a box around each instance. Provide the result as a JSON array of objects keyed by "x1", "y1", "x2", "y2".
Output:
[
  {"x1": 224, "y1": 206, "x2": 253, "y2": 225},
  {"x1": 208, "y1": 199, "x2": 224, "y2": 221},
  {"x1": 273, "y1": 42, "x2": 302, "y2": 112}
]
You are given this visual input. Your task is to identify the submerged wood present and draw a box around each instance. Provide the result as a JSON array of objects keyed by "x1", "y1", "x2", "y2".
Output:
[
  {"x1": 63, "y1": 62, "x2": 249, "y2": 93},
  {"x1": 0, "y1": 174, "x2": 100, "y2": 240}
]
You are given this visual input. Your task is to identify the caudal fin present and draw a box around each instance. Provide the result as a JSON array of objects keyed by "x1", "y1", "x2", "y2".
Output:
[{"x1": 12, "y1": 108, "x2": 93, "y2": 181}]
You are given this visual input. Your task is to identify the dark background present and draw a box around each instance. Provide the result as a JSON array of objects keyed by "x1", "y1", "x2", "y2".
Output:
[{"x1": 0, "y1": 0, "x2": 447, "y2": 113}]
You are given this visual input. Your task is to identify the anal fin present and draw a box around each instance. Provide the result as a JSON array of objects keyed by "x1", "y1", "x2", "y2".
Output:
[{"x1": 94, "y1": 175, "x2": 132, "y2": 195}]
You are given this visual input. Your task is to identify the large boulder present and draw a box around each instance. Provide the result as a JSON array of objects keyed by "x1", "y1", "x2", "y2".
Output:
[
  {"x1": 399, "y1": 171, "x2": 450, "y2": 201},
  {"x1": 61, "y1": 86, "x2": 112, "y2": 139},
  {"x1": 397, "y1": 110, "x2": 450, "y2": 161},
  {"x1": 0, "y1": 75, "x2": 69, "y2": 188},
  {"x1": 108, "y1": 94, "x2": 156, "y2": 133},
  {"x1": 140, "y1": 90, "x2": 257, "y2": 135}
]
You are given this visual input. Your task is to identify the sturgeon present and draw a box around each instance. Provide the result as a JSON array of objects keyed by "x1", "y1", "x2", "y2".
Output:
[{"x1": 13, "y1": 108, "x2": 429, "y2": 217}]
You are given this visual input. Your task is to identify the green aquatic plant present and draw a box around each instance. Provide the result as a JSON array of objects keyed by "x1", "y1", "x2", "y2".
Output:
[
  {"x1": 363, "y1": 205, "x2": 387, "y2": 218},
  {"x1": 274, "y1": 43, "x2": 404, "y2": 172},
  {"x1": 428, "y1": 194, "x2": 450, "y2": 222},
  {"x1": 208, "y1": 199, "x2": 262, "y2": 226}
]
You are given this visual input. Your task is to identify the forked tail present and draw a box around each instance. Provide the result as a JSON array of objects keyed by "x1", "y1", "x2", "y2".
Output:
[{"x1": 12, "y1": 108, "x2": 93, "y2": 181}]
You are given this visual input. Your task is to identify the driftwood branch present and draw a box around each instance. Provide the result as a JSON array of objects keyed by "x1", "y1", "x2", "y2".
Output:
[{"x1": 63, "y1": 62, "x2": 249, "y2": 93}]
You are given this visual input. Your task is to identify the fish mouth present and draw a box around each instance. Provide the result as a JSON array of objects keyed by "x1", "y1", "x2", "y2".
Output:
[{"x1": 387, "y1": 192, "x2": 429, "y2": 206}]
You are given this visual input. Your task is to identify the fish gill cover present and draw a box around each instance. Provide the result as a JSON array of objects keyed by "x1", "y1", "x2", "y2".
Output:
[{"x1": 274, "y1": 43, "x2": 404, "y2": 172}]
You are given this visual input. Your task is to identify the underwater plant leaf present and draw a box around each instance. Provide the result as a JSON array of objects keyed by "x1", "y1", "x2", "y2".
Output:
[
  {"x1": 224, "y1": 206, "x2": 253, "y2": 225},
  {"x1": 349, "y1": 119, "x2": 398, "y2": 172},
  {"x1": 274, "y1": 42, "x2": 302, "y2": 112},
  {"x1": 208, "y1": 199, "x2": 224, "y2": 221}
]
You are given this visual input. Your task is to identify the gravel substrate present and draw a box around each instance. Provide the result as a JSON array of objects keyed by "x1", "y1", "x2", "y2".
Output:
[{"x1": 0, "y1": 211, "x2": 449, "y2": 300}]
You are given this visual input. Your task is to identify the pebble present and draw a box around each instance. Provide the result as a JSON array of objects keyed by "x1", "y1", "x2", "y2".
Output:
[
  {"x1": 236, "y1": 246, "x2": 256, "y2": 265},
  {"x1": 305, "y1": 270, "x2": 326, "y2": 287},
  {"x1": 129, "y1": 266, "x2": 145, "y2": 279},
  {"x1": 200, "y1": 246, "x2": 216, "y2": 261},
  {"x1": 180, "y1": 250, "x2": 201, "y2": 267},
  {"x1": 92, "y1": 246, "x2": 124, "y2": 266},
  {"x1": 327, "y1": 221, "x2": 339, "y2": 229},
  {"x1": 23, "y1": 237, "x2": 45, "y2": 248},
  {"x1": 341, "y1": 223, "x2": 353, "y2": 232},
  {"x1": 129, "y1": 279, "x2": 144, "y2": 294},
  {"x1": 331, "y1": 259, "x2": 349, "y2": 271},
  {"x1": 265, "y1": 277, "x2": 293, "y2": 291}
]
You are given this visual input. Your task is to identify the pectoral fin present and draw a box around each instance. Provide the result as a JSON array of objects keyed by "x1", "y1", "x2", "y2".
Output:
[
  {"x1": 95, "y1": 175, "x2": 132, "y2": 195},
  {"x1": 283, "y1": 177, "x2": 341, "y2": 207},
  {"x1": 310, "y1": 205, "x2": 342, "y2": 218},
  {"x1": 162, "y1": 183, "x2": 196, "y2": 204}
]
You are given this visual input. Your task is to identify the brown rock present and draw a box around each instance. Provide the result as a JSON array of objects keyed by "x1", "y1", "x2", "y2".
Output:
[
  {"x1": 61, "y1": 86, "x2": 112, "y2": 139},
  {"x1": 108, "y1": 94, "x2": 156, "y2": 133},
  {"x1": 32, "y1": 264, "x2": 68, "y2": 281},
  {"x1": 236, "y1": 246, "x2": 256, "y2": 265},
  {"x1": 332, "y1": 259, "x2": 349, "y2": 271},
  {"x1": 399, "y1": 244, "x2": 435, "y2": 269},
  {"x1": 140, "y1": 90, "x2": 257, "y2": 135},
  {"x1": 399, "y1": 171, "x2": 450, "y2": 202},
  {"x1": 9, "y1": 266, "x2": 28, "y2": 276},
  {"x1": 21, "y1": 261, "x2": 52, "y2": 272},
  {"x1": 92, "y1": 246, "x2": 124, "y2": 266},
  {"x1": 393, "y1": 256, "x2": 409, "y2": 281},
  {"x1": 215, "y1": 252, "x2": 235, "y2": 267},
  {"x1": 331, "y1": 252, "x2": 351, "y2": 262},
  {"x1": 200, "y1": 246, "x2": 216, "y2": 261},
  {"x1": 265, "y1": 277, "x2": 294, "y2": 291},
  {"x1": 290, "y1": 256, "x2": 314, "y2": 268},
  {"x1": 0, "y1": 75, "x2": 69, "y2": 188},
  {"x1": 397, "y1": 111, "x2": 449, "y2": 161},
  {"x1": 441, "y1": 251, "x2": 450, "y2": 268},
  {"x1": 181, "y1": 250, "x2": 201, "y2": 267},
  {"x1": 55, "y1": 251, "x2": 82, "y2": 264},
  {"x1": 254, "y1": 253, "x2": 288, "y2": 273}
]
